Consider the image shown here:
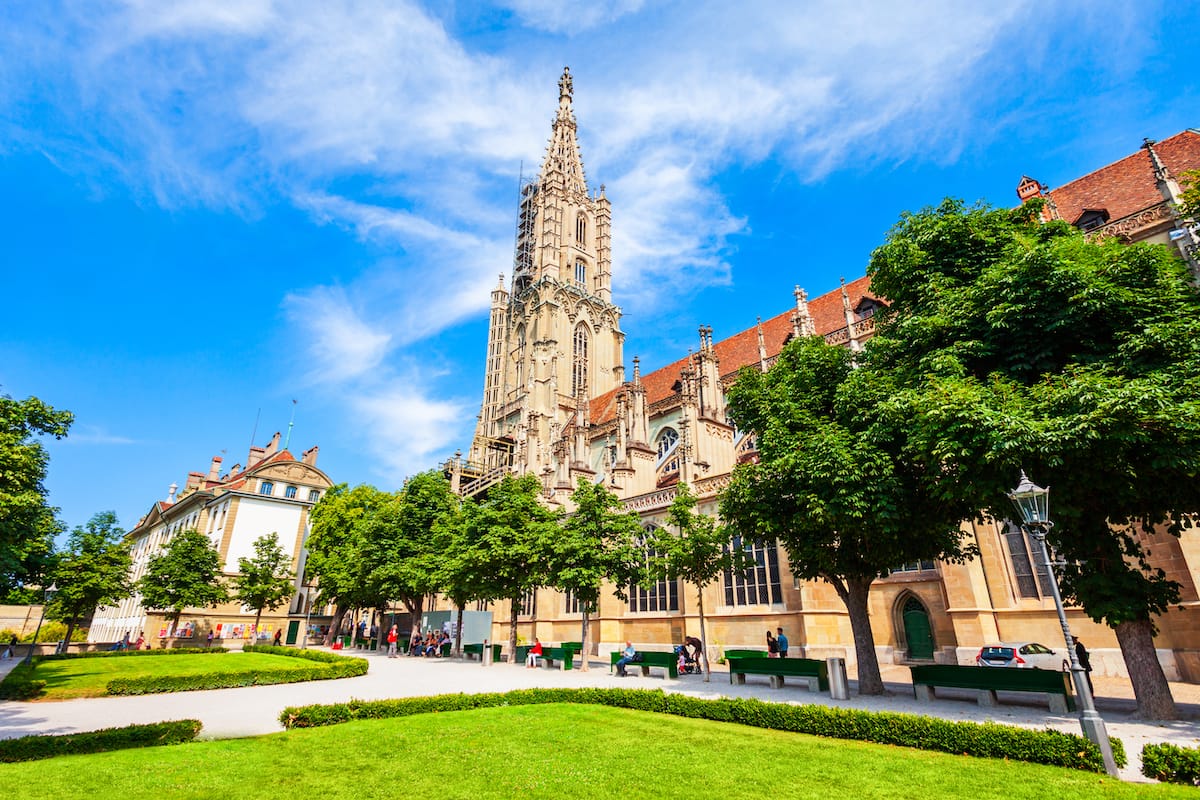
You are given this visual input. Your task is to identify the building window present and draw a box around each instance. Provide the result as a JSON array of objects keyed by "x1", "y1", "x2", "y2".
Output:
[
  {"x1": 655, "y1": 428, "x2": 679, "y2": 463},
  {"x1": 517, "y1": 588, "x2": 537, "y2": 618},
  {"x1": 285, "y1": 486, "x2": 298, "y2": 499},
  {"x1": 572, "y1": 324, "x2": 589, "y2": 397},
  {"x1": 891, "y1": 560, "x2": 935, "y2": 573},
  {"x1": 475, "y1": 600, "x2": 491, "y2": 611},
  {"x1": 576, "y1": 213, "x2": 586, "y2": 243},
  {"x1": 629, "y1": 526, "x2": 680, "y2": 613},
  {"x1": 259, "y1": 482, "x2": 274, "y2": 496},
  {"x1": 575, "y1": 260, "x2": 587, "y2": 288},
  {"x1": 309, "y1": 489, "x2": 320, "y2": 502},
  {"x1": 723, "y1": 537, "x2": 783, "y2": 606},
  {"x1": 1003, "y1": 521, "x2": 1053, "y2": 599},
  {"x1": 565, "y1": 590, "x2": 593, "y2": 615}
]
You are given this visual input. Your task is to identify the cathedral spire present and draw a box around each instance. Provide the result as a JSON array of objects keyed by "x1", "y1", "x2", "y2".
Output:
[{"x1": 541, "y1": 67, "x2": 588, "y2": 197}]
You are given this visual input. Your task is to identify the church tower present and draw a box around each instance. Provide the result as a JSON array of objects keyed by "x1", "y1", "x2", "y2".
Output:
[{"x1": 466, "y1": 68, "x2": 624, "y2": 492}]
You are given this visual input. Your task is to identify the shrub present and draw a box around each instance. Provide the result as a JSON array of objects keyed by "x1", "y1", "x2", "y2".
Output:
[
  {"x1": 280, "y1": 688, "x2": 1125, "y2": 773},
  {"x1": 0, "y1": 674, "x2": 46, "y2": 700},
  {"x1": 0, "y1": 720, "x2": 201, "y2": 763},
  {"x1": 39, "y1": 647, "x2": 228, "y2": 661},
  {"x1": 1142, "y1": 743, "x2": 1200, "y2": 785},
  {"x1": 17, "y1": 622, "x2": 88, "y2": 644},
  {"x1": 107, "y1": 649, "x2": 367, "y2": 695}
]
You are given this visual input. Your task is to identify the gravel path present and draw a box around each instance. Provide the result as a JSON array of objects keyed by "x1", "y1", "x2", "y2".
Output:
[{"x1": 2, "y1": 650, "x2": 1198, "y2": 782}]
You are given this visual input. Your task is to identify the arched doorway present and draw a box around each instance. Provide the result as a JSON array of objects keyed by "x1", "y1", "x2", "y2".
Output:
[{"x1": 901, "y1": 597, "x2": 935, "y2": 660}]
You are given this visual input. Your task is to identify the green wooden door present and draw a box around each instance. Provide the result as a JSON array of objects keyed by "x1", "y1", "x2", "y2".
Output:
[
  {"x1": 902, "y1": 598, "x2": 935, "y2": 660},
  {"x1": 285, "y1": 620, "x2": 300, "y2": 646}
]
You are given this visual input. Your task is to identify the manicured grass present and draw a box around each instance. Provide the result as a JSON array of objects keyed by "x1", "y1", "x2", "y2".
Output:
[
  {"x1": 0, "y1": 705, "x2": 1185, "y2": 798},
  {"x1": 12, "y1": 653, "x2": 317, "y2": 700}
]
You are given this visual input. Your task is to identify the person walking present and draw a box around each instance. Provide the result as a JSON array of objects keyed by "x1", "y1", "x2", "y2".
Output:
[
  {"x1": 273, "y1": 628, "x2": 282, "y2": 647},
  {"x1": 1073, "y1": 635, "x2": 1094, "y2": 694},
  {"x1": 776, "y1": 628, "x2": 789, "y2": 658},
  {"x1": 2, "y1": 633, "x2": 15, "y2": 659},
  {"x1": 766, "y1": 630, "x2": 779, "y2": 658},
  {"x1": 386, "y1": 625, "x2": 399, "y2": 658}
]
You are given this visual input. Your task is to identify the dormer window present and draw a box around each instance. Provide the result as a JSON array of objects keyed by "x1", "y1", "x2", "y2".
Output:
[{"x1": 1074, "y1": 208, "x2": 1110, "y2": 232}]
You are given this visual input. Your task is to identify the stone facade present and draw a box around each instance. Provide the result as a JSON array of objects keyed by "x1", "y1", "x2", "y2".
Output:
[
  {"x1": 89, "y1": 432, "x2": 333, "y2": 647},
  {"x1": 448, "y1": 74, "x2": 1200, "y2": 681}
]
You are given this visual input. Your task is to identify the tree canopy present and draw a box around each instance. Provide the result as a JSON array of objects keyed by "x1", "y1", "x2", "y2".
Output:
[
  {"x1": 722, "y1": 334, "x2": 978, "y2": 694},
  {"x1": 0, "y1": 394, "x2": 72, "y2": 595},
  {"x1": 47, "y1": 511, "x2": 132, "y2": 645},
  {"x1": 866, "y1": 198, "x2": 1200, "y2": 718},
  {"x1": 137, "y1": 528, "x2": 228, "y2": 629},
  {"x1": 231, "y1": 532, "x2": 295, "y2": 634},
  {"x1": 548, "y1": 478, "x2": 643, "y2": 668}
]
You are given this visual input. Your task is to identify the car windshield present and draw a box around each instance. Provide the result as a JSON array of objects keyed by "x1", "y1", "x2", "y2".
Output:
[{"x1": 981, "y1": 647, "x2": 1014, "y2": 658}]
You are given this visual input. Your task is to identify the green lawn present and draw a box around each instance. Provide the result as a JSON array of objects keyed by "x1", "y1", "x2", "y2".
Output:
[
  {"x1": 0, "y1": 704, "x2": 1186, "y2": 798},
  {"x1": 15, "y1": 653, "x2": 317, "y2": 700}
]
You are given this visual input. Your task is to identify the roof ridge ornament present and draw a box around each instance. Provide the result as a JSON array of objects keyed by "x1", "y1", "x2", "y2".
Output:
[{"x1": 559, "y1": 66, "x2": 573, "y2": 103}]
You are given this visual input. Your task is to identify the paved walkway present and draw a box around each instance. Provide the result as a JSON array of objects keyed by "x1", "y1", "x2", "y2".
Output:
[{"x1": 2, "y1": 650, "x2": 1199, "y2": 782}]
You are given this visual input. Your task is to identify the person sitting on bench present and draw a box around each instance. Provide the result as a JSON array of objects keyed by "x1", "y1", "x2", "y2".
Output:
[
  {"x1": 615, "y1": 641, "x2": 637, "y2": 676},
  {"x1": 526, "y1": 638, "x2": 543, "y2": 668}
]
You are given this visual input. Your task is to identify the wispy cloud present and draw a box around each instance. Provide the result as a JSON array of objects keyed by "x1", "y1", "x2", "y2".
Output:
[{"x1": 62, "y1": 425, "x2": 139, "y2": 446}]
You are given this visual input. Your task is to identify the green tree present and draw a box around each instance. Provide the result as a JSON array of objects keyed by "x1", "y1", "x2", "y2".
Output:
[
  {"x1": 305, "y1": 483, "x2": 384, "y2": 646},
  {"x1": 46, "y1": 511, "x2": 133, "y2": 646},
  {"x1": 549, "y1": 478, "x2": 643, "y2": 671},
  {"x1": 867, "y1": 199, "x2": 1200, "y2": 718},
  {"x1": 1179, "y1": 169, "x2": 1199, "y2": 224},
  {"x1": 231, "y1": 532, "x2": 295, "y2": 639},
  {"x1": 653, "y1": 483, "x2": 750, "y2": 681},
  {"x1": 722, "y1": 335, "x2": 978, "y2": 695},
  {"x1": 461, "y1": 474, "x2": 557, "y2": 661},
  {"x1": 362, "y1": 471, "x2": 456, "y2": 643},
  {"x1": 433, "y1": 496, "x2": 483, "y2": 657},
  {"x1": 0, "y1": 394, "x2": 72, "y2": 595},
  {"x1": 137, "y1": 528, "x2": 228, "y2": 634}
]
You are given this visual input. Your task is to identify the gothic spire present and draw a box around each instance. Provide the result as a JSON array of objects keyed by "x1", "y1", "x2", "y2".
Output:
[{"x1": 540, "y1": 67, "x2": 588, "y2": 197}]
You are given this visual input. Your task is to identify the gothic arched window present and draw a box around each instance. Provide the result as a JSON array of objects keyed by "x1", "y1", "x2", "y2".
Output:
[
  {"x1": 576, "y1": 213, "x2": 586, "y2": 243},
  {"x1": 575, "y1": 260, "x2": 587, "y2": 288},
  {"x1": 629, "y1": 525, "x2": 680, "y2": 613},
  {"x1": 572, "y1": 324, "x2": 589, "y2": 397},
  {"x1": 656, "y1": 427, "x2": 679, "y2": 463},
  {"x1": 514, "y1": 325, "x2": 526, "y2": 389}
]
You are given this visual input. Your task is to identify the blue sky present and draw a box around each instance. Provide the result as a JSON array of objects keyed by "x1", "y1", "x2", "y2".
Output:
[{"x1": 2, "y1": 1, "x2": 1197, "y2": 534}]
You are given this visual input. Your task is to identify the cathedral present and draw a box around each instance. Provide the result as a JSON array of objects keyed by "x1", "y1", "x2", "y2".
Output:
[{"x1": 446, "y1": 69, "x2": 1200, "y2": 681}]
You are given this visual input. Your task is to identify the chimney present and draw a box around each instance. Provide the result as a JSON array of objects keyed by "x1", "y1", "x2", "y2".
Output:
[
  {"x1": 167, "y1": 483, "x2": 178, "y2": 503},
  {"x1": 246, "y1": 446, "x2": 266, "y2": 470},
  {"x1": 208, "y1": 456, "x2": 223, "y2": 481},
  {"x1": 185, "y1": 471, "x2": 204, "y2": 492},
  {"x1": 301, "y1": 445, "x2": 319, "y2": 466},
  {"x1": 264, "y1": 431, "x2": 281, "y2": 458},
  {"x1": 1016, "y1": 175, "x2": 1043, "y2": 203}
]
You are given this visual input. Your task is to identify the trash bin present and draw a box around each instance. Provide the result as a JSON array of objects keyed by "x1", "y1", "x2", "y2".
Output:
[
  {"x1": 827, "y1": 657, "x2": 848, "y2": 700},
  {"x1": 482, "y1": 639, "x2": 494, "y2": 666}
]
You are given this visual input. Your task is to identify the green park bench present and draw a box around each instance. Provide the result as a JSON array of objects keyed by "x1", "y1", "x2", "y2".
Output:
[
  {"x1": 537, "y1": 646, "x2": 575, "y2": 670},
  {"x1": 723, "y1": 649, "x2": 768, "y2": 661},
  {"x1": 726, "y1": 657, "x2": 829, "y2": 692},
  {"x1": 909, "y1": 664, "x2": 1076, "y2": 713},
  {"x1": 463, "y1": 643, "x2": 503, "y2": 661},
  {"x1": 609, "y1": 650, "x2": 678, "y2": 679}
]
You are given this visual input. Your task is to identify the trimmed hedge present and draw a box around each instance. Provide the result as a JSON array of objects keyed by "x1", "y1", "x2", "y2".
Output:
[
  {"x1": 0, "y1": 674, "x2": 46, "y2": 701},
  {"x1": 0, "y1": 719, "x2": 201, "y2": 763},
  {"x1": 280, "y1": 688, "x2": 1126, "y2": 774},
  {"x1": 106, "y1": 647, "x2": 367, "y2": 695},
  {"x1": 37, "y1": 647, "x2": 229, "y2": 661},
  {"x1": 1142, "y1": 742, "x2": 1200, "y2": 785}
]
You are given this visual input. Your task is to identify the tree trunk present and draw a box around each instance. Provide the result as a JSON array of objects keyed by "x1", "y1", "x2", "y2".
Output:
[
  {"x1": 63, "y1": 621, "x2": 77, "y2": 654},
  {"x1": 407, "y1": 596, "x2": 425, "y2": 643},
  {"x1": 254, "y1": 609, "x2": 263, "y2": 646},
  {"x1": 698, "y1": 584, "x2": 711, "y2": 682},
  {"x1": 1115, "y1": 617, "x2": 1177, "y2": 720},
  {"x1": 508, "y1": 596, "x2": 520, "y2": 666},
  {"x1": 836, "y1": 577, "x2": 884, "y2": 695},
  {"x1": 580, "y1": 607, "x2": 590, "y2": 672},
  {"x1": 325, "y1": 604, "x2": 347, "y2": 647},
  {"x1": 454, "y1": 600, "x2": 465, "y2": 658}
]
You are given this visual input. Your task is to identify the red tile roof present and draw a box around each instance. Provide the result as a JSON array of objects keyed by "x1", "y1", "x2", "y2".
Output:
[
  {"x1": 1045, "y1": 130, "x2": 1200, "y2": 226},
  {"x1": 590, "y1": 276, "x2": 876, "y2": 424}
]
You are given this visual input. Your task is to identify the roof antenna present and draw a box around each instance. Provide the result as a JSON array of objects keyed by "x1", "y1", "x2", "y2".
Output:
[
  {"x1": 283, "y1": 399, "x2": 298, "y2": 451},
  {"x1": 248, "y1": 408, "x2": 260, "y2": 453}
]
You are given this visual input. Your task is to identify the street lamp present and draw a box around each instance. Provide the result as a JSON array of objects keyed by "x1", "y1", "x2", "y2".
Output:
[
  {"x1": 301, "y1": 583, "x2": 315, "y2": 650},
  {"x1": 1008, "y1": 471, "x2": 1119, "y2": 777},
  {"x1": 22, "y1": 583, "x2": 57, "y2": 666}
]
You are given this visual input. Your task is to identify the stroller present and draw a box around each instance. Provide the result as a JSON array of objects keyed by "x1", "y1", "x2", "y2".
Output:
[{"x1": 674, "y1": 644, "x2": 701, "y2": 675}]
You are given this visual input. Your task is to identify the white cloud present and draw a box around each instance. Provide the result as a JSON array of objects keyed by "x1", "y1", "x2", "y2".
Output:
[
  {"x1": 283, "y1": 286, "x2": 392, "y2": 383},
  {"x1": 61, "y1": 425, "x2": 139, "y2": 446},
  {"x1": 350, "y1": 381, "x2": 470, "y2": 479},
  {"x1": 497, "y1": 0, "x2": 646, "y2": 33}
]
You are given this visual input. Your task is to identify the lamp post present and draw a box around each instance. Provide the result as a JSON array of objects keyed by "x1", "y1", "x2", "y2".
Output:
[
  {"x1": 301, "y1": 583, "x2": 314, "y2": 650},
  {"x1": 1008, "y1": 471, "x2": 1119, "y2": 777},
  {"x1": 22, "y1": 583, "x2": 57, "y2": 666}
]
